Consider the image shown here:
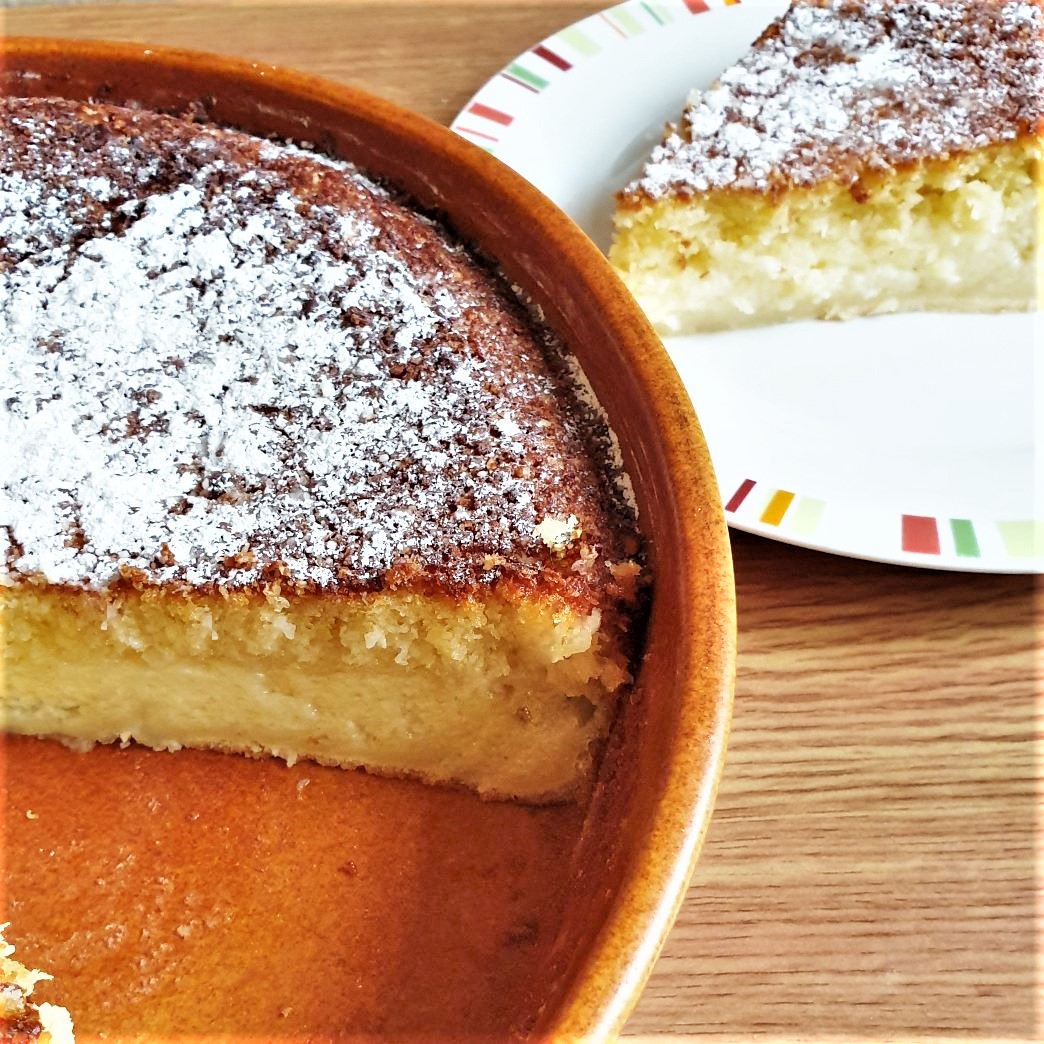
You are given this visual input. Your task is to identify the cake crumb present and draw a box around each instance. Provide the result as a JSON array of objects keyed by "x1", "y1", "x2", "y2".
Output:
[
  {"x1": 608, "y1": 559, "x2": 642, "y2": 601},
  {"x1": 534, "y1": 515, "x2": 580, "y2": 555}
]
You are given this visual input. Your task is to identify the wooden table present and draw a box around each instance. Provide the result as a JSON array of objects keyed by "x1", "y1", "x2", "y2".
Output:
[{"x1": 5, "y1": 3, "x2": 1038, "y2": 1040}]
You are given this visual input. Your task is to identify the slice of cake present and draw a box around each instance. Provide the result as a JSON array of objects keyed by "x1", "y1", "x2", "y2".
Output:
[
  {"x1": 0, "y1": 96, "x2": 643, "y2": 804},
  {"x1": 0, "y1": 929, "x2": 75, "y2": 1044},
  {"x1": 610, "y1": 0, "x2": 1044, "y2": 333}
]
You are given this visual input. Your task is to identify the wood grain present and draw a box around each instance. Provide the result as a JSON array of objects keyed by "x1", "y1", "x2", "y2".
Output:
[
  {"x1": 3, "y1": 4, "x2": 1039, "y2": 1040},
  {"x1": 633, "y1": 533, "x2": 1037, "y2": 1040},
  {"x1": 1, "y1": 2, "x2": 606, "y2": 124}
]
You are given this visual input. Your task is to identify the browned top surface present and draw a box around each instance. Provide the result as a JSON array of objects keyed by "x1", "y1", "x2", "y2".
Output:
[
  {"x1": 1, "y1": 95, "x2": 636, "y2": 604},
  {"x1": 622, "y1": 0, "x2": 1044, "y2": 201}
]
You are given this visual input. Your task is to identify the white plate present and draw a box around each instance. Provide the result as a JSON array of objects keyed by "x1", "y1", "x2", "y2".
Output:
[{"x1": 451, "y1": 0, "x2": 1043, "y2": 573}]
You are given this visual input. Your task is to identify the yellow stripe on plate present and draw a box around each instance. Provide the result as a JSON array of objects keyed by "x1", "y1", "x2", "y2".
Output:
[{"x1": 760, "y1": 489, "x2": 795, "y2": 527}]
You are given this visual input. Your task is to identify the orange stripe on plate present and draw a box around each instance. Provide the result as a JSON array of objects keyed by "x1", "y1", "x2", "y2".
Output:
[
  {"x1": 467, "y1": 102, "x2": 513, "y2": 126},
  {"x1": 760, "y1": 489, "x2": 795, "y2": 526},
  {"x1": 902, "y1": 514, "x2": 941, "y2": 555}
]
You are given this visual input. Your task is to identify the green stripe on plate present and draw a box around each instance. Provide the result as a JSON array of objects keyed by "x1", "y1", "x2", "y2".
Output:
[
  {"x1": 949, "y1": 519, "x2": 980, "y2": 558},
  {"x1": 608, "y1": 5, "x2": 646, "y2": 34},
  {"x1": 997, "y1": 520, "x2": 1044, "y2": 558},
  {"x1": 558, "y1": 25, "x2": 601, "y2": 56},
  {"x1": 641, "y1": 1, "x2": 670, "y2": 24},
  {"x1": 505, "y1": 63, "x2": 549, "y2": 90},
  {"x1": 788, "y1": 497, "x2": 825, "y2": 538}
]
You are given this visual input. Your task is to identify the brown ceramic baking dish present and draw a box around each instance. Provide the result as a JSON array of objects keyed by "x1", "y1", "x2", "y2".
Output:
[{"x1": 0, "y1": 38, "x2": 735, "y2": 1042}]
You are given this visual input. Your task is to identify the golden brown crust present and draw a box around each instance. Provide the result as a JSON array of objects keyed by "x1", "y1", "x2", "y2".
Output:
[
  {"x1": 1, "y1": 96, "x2": 640, "y2": 610},
  {"x1": 616, "y1": 135, "x2": 1041, "y2": 212},
  {"x1": 620, "y1": 0, "x2": 1044, "y2": 203}
]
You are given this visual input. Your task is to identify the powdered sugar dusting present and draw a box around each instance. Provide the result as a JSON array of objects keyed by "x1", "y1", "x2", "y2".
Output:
[
  {"x1": 1, "y1": 97, "x2": 635, "y2": 594},
  {"x1": 624, "y1": 0, "x2": 1044, "y2": 198}
]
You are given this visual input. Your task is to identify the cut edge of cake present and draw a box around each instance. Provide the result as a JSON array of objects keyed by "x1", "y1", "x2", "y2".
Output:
[
  {"x1": 612, "y1": 137, "x2": 1043, "y2": 333},
  {"x1": 610, "y1": 0, "x2": 1044, "y2": 334},
  {"x1": 3, "y1": 561, "x2": 642, "y2": 804}
]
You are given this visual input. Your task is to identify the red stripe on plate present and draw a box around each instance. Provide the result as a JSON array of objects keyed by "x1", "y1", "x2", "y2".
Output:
[
  {"x1": 683, "y1": 0, "x2": 711, "y2": 12},
  {"x1": 532, "y1": 45, "x2": 572, "y2": 71},
  {"x1": 454, "y1": 126, "x2": 499, "y2": 143},
  {"x1": 725, "y1": 479, "x2": 756, "y2": 513},
  {"x1": 467, "y1": 102, "x2": 513, "y2": 126},
  {"x1": 902, "y1": 515, "x2": 941, "y2": 555}
]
